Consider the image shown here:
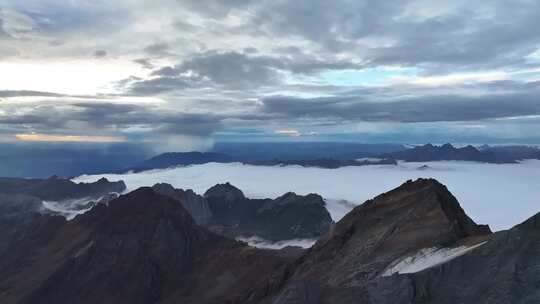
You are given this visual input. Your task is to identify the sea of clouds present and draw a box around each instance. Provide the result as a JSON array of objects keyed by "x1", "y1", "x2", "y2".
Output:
[{"x1": 73, "y1": 160, "x2": 540, "y2": 232}]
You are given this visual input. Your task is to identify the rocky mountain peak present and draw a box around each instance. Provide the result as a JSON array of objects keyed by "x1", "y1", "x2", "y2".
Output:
[
  {"x1": 204, "y1": 182, "x2": 246, "y2": 202},
  {"x1": 151, "y1": 183, "x2": 213, "y2": 225},
  {"x1": 517, "y1": 212, "x2": 540, "y2": 230},
  {"x1": 264, "y1": 178, "x2": 492, "y2": 301}
]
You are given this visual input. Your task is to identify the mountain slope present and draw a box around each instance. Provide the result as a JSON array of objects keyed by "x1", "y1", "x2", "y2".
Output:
[
  {"x1": 0, "y1": 177, "x2": 126, "y2": 256},
  {"x1": 255, "y1": 178, "x2": 492, "y2": 303},
  {"x1": 373, "y1": 211, "x2": 540, "y2": 304},
  {"x1": 0, "y1": 188, "x2": 297, "y2": 304}
]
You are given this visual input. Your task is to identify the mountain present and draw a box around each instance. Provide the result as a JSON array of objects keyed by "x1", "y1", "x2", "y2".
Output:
[
  {"x1": 252, "y1": 178, "x2": 493, "y2": 303},
  {"x1": 0, "y1": 176, "x2": 126, "y2": 201},
  {"x1": 246, "y1": 158, "x2": 397, "y2": 169},
  {"x1": 153, "y1": 182, "x2": 333, "y2": 241},
  {"x1": 129, "y1": 152, "x2": 233, "y2": 172},
  {"x1": 0, "y1": 188, "x2": 299, "y2": 304},
  {"x1": 151, "y1": 183, "x2": 213, "y2": 225},
  {"x1": 380, "y1": 143, "x2": 515, "y2": 163},
  {"x1": 374, "y1": 211, "x2": 540, "y2": 303},
  {"x1": 1, "y1": 178, "x2": 539, "y2": 303},
  {"x1": 479, "y1": 145, "x2": 540, "y2": 161},
  {"x1": 212, "y1": 142, "x2": 408, "y2": 162},
  {"x1": 204, "y1": 183, "x2": 333, "y2": 241},
  {"x1": 0, "y1": 143, "x2": 149, "y2": 178},
  {"x1": 0, "y1": 177, "x2": 126, "y2": 258}
]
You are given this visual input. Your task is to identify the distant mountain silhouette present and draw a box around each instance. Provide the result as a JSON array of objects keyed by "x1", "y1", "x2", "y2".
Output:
[
  {"x1": 380, "y1": 143, "x2": 517, "y2": 163},
  {"x1": 246, "y1": 158, "x2": 397, "y2": 168},
  {"x1": 128, "y1": 152, "x2": 234, "y2": 172},
  {"x1": 480, "y1": 144, "x2": 540, "y2": 161}
]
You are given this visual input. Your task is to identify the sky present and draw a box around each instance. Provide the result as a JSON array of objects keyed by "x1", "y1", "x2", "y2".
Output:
[{"x1": 1, "y1": 0, "x2": 540, "y2": 151}]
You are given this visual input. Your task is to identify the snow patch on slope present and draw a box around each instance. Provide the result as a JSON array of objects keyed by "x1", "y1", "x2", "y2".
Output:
[{"x1": 382, "y1": 242, "x2": 487, "y2": 276}]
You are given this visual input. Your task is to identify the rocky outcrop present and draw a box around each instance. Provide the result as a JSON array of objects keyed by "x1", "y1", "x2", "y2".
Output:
[
  {"x1": 255, "y1": 178, "x2": 492, "y2": 303},
  {"x1": 152, "y1": 183, "x2": 213, "y2": 225},
  {"x1": 0, "y1": 188, "x2": 297, "y2": 304},
  {"x1": 204, "y1": 183, "x2": 333, "y2": 241}
]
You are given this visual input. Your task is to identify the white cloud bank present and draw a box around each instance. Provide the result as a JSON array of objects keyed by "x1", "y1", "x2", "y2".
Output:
[{"x1": 73, "y1": 160, "x2": 540, "y2": 231}]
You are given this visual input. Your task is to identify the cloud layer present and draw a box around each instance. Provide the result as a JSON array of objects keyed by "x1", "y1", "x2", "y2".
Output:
[
  {"x1": 73, "y1": 160, "x2": 540, "y2": 231},
  {"x1": 1, "y1": 0, "x2": 540, "y2": 147}
]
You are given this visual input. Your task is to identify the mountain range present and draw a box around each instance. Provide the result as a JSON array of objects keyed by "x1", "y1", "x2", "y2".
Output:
[
  {"x1": 380, "y1": 143, "x2": 514, "y2": 163},
  {"x1": 120, "y1": 144, "x2": 540, "y2": 173},
  {"x1": 0, "y1": 178, "x2": 539, "y2": 303},
  {"x1": 2, "y1": 143, "x2": 540, "y2": 178}
]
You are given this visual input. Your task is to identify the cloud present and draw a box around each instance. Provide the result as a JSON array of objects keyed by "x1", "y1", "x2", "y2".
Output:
[
  {"x1": 133, "y1": 58, "x2": 154, "y2": 69},
  {"x1": 15, "y1": 133, "x2": 126, "y2": 142},
  {"x1": 73, "y1": 160, "x2": 540, "y2": 231},
  {"x1": 0, "y1": 8, "x2": 36, "y2": 39},
  {"x1": 0, "y1": 90, "x2": 65, "y2": 97},
  {"x1": 262, "y1": 87, "x2": 540, "y2": 123},
  {"x1": 149, "y1": 51, "x2": 281, "y2": 89},
  {"x1": 2, "y1": 0, "x2": 540, "y2": 145},
  {"x1": 275, "y1": 129, "x2": 301, "y2": 137},
  {"x1": 93, "y1": 50, "x2": 107, "y2": 58},
  {"x1": 0, "y1": 101, "x2": 223, "y2": 139}
]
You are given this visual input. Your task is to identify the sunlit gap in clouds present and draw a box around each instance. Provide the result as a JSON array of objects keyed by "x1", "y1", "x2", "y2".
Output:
[{"x1": 15, "y1": 133, "x2": 127, "y2": 143}]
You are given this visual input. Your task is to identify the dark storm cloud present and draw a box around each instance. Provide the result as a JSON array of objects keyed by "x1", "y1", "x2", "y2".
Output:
[
  {"x1": 133, "y1": 58, "x2": 154, "y2": 69},
  {"x1": 366, "y1": 3, "x2": 540, "y2": 71},
  {"x1": 231, "y1": 0, "x2": 540, "y2": 72},
  {"x1": 178, "y1": 0, "x2": 255, "y2": 17},
  {"x1": 93, "y1": 50, "x2": 107, "y2": 58},
  {"x1": 69, "y1": 103, "x2": 222, "y2": 136},
  {"x1": 0, "y1": 90, "x2": 65, "y2": 98},
  {"x1": 128, "y1": 50, "x2": 363, "y2": 94},
  {"x1": 126, "y1": 76, "x2": 196, "y2": 95},
  {"x1": 0, "y1": 101, "x2": 223, "y2": 137},
  {"x1": 152, "y1": 51, "x2": 281, "y2": 89},
  {"x1": 251, "y1": 0, "x2": 405, "y2": 51},
  {"x1": 262, "y1": 88, "x2": 540, "y2": 123}
]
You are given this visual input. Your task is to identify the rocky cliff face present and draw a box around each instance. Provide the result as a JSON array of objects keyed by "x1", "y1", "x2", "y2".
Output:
[
  {"x1": 0, "y1": 188, "x2": 297, "y2": 304},
  {"x1": 204, "y1": 183, "x2": 333, "y2": 241},
  {"x1": 254, "y1": 178, "x2": 492, "y2": 303},
  {"x1": 152, "y1": 183, "x2": 213, "y2": 225},
  {"x1": 152, "y1": 182, "x2": 333, "y2": 241}
]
